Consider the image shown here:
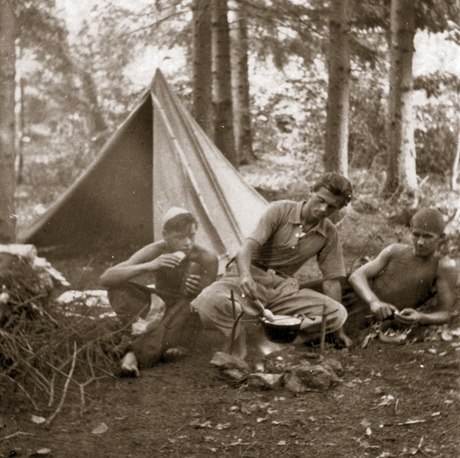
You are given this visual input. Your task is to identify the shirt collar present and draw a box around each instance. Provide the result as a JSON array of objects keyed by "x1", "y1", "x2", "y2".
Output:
[{"x1": 290, "y1": 201, "x2": 328, "y2": 237}]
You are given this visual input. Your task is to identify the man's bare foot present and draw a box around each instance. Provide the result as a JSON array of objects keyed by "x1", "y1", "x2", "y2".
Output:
[
  {"x1": 120, "y1": 351, "x2": 140, "y2": 377},
  {"x1": 334, "y1": 327, "x2": 353, "y2": 348}
]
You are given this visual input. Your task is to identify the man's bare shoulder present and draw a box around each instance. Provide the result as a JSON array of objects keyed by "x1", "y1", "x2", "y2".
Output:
[
  {"x1": 192, "y1": 244, "x2": 218, "y2": 261},
  {"x1": 129, "y1": 240, "x2": 167, "y2": 260},
  {"x1": 377, "y1": 242, "x2": 410, "y2": 259},
  {"x1": 438, "y1": 256, "x2": 457, "y2": 274}
]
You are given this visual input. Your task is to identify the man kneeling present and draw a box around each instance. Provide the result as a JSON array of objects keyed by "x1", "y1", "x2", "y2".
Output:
[{"x1": 99, "y1": 207, "x2": 218, "y2": 376}]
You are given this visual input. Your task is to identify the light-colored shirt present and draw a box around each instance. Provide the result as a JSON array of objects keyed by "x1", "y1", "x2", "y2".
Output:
[{"x1": 246, "y1": 200, "x2": 346, "y2": 279}]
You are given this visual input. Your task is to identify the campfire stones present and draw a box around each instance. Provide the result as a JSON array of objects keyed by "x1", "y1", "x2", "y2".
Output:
[
  {"x1": 210, "y1": 350, "x2": 343, "y2": 392},
  {"x1": 210, "y1": 351, "x2": 250, "y2": 382},
  {"x1": 283, "y1": 360, "x2": 342, "y2": 393},
  {"x1": 247, "y1": 373, "x2": 283, "y2": 389}
]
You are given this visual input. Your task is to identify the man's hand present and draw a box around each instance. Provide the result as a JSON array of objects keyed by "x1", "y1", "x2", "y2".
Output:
[
  {"x1": 395, "y1": 308, "x2": 422, "y2": 324},
  {"x1": 239, "y1": 274, "x2": 258, "y2": 299},
  {"x1": 185, "y1": 274, "x2": 201, "y2": 296},
  {"x1": 145, "y1": 253, "x2": 183, "y2": 271},
  {"x1": 370, "y1": 299, "x2": 398, "y2": 321}
]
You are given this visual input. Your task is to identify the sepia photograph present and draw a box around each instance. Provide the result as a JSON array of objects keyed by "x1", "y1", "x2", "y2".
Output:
[{"x1": 0, "y1": 0, "x2": 459, "y2": 456}]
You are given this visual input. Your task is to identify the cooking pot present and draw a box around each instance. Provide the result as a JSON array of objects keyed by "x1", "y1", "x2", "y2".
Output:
[{"x1": 261, "y1": 315, "x2": 303, "y2": 343}]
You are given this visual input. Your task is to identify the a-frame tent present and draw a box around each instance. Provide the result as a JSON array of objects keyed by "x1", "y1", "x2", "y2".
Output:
[{"x1": 18, "y1": 69, "x2": 267, "y2": 262}]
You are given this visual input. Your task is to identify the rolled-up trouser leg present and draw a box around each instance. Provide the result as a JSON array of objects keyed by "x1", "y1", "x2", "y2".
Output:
[{"x1": 269, "y1": 287, "x2": 347, "y2": 342}]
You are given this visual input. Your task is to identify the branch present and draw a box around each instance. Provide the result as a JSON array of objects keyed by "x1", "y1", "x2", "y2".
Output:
[{"x1": 45, "y1": 341, "x2": 78, "y2": 426}]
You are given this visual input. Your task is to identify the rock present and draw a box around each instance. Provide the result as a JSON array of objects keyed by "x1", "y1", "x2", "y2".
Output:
[
  {"x1": 283, "y1": 372, "x2": 306, "y2": 393},
  {"x1": 247, "y1": 373, "x2": 283, "y2": 389},
  {"x1": 210, "y1": 351, "x2": 249, "y2": 372},
  {"x1": 284, "y1": 361, "x2": 341, "y2": 393},
  {"x1": 323, "y1": 358, "x2": 344, "y2": 377},
  {"x1": 221, "y1": 368, "x2": 247, "y2": 382}
]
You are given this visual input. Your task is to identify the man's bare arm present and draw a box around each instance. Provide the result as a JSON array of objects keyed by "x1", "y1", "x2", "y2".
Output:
[
  {"x1": 349, "y1": 245, "x2": 400, "y2": 320},
  {"x1": 99, "y1": 244, "x2": 179, "y2": 286},
  {"x1": 400, "y1": 257, "x2": 458, "y2": 325},
  {"x1": 236, "y1": 238, "x2": 260, "y2": 298}
]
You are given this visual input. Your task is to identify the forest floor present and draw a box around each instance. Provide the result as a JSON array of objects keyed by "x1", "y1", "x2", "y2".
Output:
[{"x1": 2, "y1": 162, "x2": 460, "y2": 458}]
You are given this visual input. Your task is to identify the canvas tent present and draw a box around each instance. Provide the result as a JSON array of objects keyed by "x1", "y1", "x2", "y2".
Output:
[{"x1": 18, "y1": 69, "x2": 267, "y2": 262}]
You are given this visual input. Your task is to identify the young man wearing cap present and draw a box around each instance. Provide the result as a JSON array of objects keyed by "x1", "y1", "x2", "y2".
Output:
[
  {"x1": 99, "y1": 207, "x2": 218, "y2": 376},
  {"x1": 193, "y1": 173, "x2": 354, "y2": 363},
  {"x1": 348, "y1": 208, "x2": 457, "y2": 328}
]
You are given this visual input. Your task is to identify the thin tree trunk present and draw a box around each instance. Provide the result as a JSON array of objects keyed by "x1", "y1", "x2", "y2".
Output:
[
  {"x1": 384, "y1": 0, "x2": 417, "y2": 197},
  {"x1": 211, "y1": 0, "x2": 237, "y2": 166},
  {"x1": 230, "y1": 1, "x2": 255, "y2": 165},
  {"x1": 0, "y1": 0, "x2": 16, "y2": 242},
  {"x1": 451, "y1": 128, "x2": 460, "y2": 190},
  {"x1": 192, "y1": 0, "x2": 213, "y2": 137},
  {"x1": 17, "y1": 77, "x2": 25, "y2": 185},
  {"x1": 80, "y1": 67, "x2": 107, "y2": 135},
  {"x1": 324, "y1": 0, "x2": 350, "y2": 177}
]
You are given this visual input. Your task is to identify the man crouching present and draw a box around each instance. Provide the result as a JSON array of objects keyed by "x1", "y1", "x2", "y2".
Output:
[{"x1": 99, "y1": 207, "x2": 218, "y2": 376}]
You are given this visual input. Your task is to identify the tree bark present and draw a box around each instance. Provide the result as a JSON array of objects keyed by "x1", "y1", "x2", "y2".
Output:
[
  {"x1": 384, "y1": 0, "x2": 417, "y2": 197},
  {"x1": 324, "y1": 0, "x2": 350, "y2": 177},
  {"x1": 0, "y1": 0, "x2": 16, "y2": 243},
  {"x1": 80, "y1": 66, "x2": 107, "y2": 135},
  {"x1": 211, "y1": 0, "x2": 237, "y2": 166},
  {"x1": 192, "y1": 0, "x2": 213, "y2": 137},
  {"x1": 451, "y1": 127, "x2": 460, "y2": 191},
  {"x1": 230, "y1": 1, "x2": 255, "y2": 165}
]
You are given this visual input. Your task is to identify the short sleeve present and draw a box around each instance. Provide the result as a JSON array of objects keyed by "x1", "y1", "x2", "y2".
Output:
[
  {"x1": 316, "y1": 224, "x2": 346, "y2": 279},
  {"x1": 246, "y1": 202, "x2": 286, "y2": 246}
]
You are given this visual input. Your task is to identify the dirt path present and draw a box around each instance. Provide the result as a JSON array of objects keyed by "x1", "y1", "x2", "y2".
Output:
[{"x1": 1, "y1": 328, "x2": 459, "y2": 458}]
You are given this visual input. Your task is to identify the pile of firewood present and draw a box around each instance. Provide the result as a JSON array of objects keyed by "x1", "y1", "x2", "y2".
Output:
[{"x1": 0, "y1": 248, "x2": 125, "y2": 422}]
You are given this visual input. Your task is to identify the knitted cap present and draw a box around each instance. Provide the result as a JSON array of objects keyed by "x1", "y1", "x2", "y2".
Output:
[
  {"x1": 161, "y1": 207, "x2": 192, "y2": 229},
  {"x1": 411, "y1": 208, "x2": 445, "y2": 234}
]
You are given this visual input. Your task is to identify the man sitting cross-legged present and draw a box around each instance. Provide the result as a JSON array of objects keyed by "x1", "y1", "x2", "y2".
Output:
[
  {"x1": 99, "y1": 207, "x2": 218, "y2": 376},
  {"x1": 192, "y1": 173, "x2": 354, "y2": 367}
]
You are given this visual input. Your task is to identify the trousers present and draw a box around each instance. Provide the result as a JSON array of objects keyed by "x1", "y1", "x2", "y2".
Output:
[{"x1": 108, "y1": 282, "x2": 202, "y2": 367}]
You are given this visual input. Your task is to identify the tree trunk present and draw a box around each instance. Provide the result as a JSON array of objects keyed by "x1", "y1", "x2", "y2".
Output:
[
  {"x1": 211, "y1": 0, "x2": 237, "y2": 166},
  {"x1": 17, "y1": 77, "x2": 25, "y2": 185},
  {"x1": 0, "y1": 0, "x2": 16, "y2": 243},
  {"x1": 192, "y1": 0, "x2": 213, "y2": 137},
  {"x1": 80, "y1": 67, "x2": 107, "y2": 135},
  {"x1": 324, "y1": 0, "x2": 350, "y2": 177},
  {"x1": 451, "y1": 127, "x2": 460, "y2": 191},
  {"x1": 230, "y1": 1, "x2": 255, "y2": 165},
  {"x1": 384, "y1": 0, "x2": 417, "y2": 197}
]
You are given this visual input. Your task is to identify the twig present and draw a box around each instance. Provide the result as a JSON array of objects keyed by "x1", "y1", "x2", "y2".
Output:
[
  {"x1": 48, "y1": 373, "x2": 56, "y2": 407},
  {"x1": 45, "y1": 341, "x2": 78, "y2": 426},
  {"x1": 0, "y1": 374, "x2": 39, "y2": 410},
  {"x1": 0, "y1": 431, "x2": 35, "y2": 442},
  {"x1": 411, "y1": 436, "x2": 427, "y2": 456},
  {"x1": 319, "y1": 304, "x2": 327, "y2": 355},
  {"x1": 229, "y1": 290, "x2": 245, "y2": 356}
]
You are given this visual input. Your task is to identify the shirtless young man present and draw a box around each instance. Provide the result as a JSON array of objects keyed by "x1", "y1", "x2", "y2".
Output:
[
  {"x1": 348, "y1": 208, "x2": 457, "y2": 327},
  {"x1": 99, "y1": 207, "x2": 218, "y2": 376}
]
